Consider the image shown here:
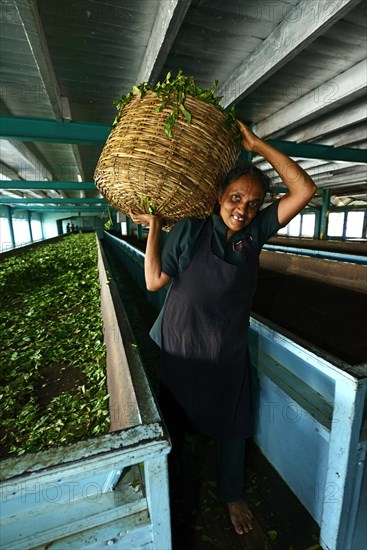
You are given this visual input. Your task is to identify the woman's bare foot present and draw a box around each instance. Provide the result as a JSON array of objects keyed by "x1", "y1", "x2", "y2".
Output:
[{"x1": 227, "y1": 499, "x2": 253, "y2": 535}]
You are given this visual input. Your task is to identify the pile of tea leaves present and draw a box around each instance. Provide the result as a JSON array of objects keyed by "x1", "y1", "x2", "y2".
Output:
[
  {"x1": 113, "y1": 69, "x2": 239, "y2": 139},
  {"x1": 0, "y1": 233, "x2": 109, "y2": 456}
]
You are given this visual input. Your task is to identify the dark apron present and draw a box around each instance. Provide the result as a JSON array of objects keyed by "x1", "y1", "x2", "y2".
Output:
[{"x1": 160, "y1": 219, "x2": 258, "y2": 440}]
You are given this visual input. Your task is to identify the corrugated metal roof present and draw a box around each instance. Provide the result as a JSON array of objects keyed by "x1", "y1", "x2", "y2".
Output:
[{"x1": 0, "y1": 0, "x2": 366, "y2": 209}]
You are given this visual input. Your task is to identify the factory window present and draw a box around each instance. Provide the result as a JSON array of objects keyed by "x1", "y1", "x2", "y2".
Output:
[
  {"x1": 31, "y1": 218, "x2": 43, "y2": 241},
  {"x1": 345, "y1": 211, "x2": 365, "y2": 239},
  {"x1": 327, "y1": 212, "x2": 344, "y2": 237},
  {"x1": 0, "y1": 217, "x2": 12, "y2": 252},
  {"x1": 13, "y1": 218, "x2": 31, "y2": 246},
  {"x1": 277, "y1": 212, "x2": 315, "y2": 237},
  {"x1": 300, "y1": 213, "x2": 315, "y2": 237}
]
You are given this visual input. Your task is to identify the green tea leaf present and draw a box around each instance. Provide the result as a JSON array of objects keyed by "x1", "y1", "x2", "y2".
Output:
[
  {"x1": 268, "y1": 529, "x2": 278, "y2": 540},
  {"x1": 179, "y1": 103, "x2": 192, "y2": 124}
]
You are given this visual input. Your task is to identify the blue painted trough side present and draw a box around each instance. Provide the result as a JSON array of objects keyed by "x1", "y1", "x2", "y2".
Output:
[
  {"x1": 248, "y1": 316, "x2": 367, "y2": 550},
  {"x1": 0, "y1": 235, "x2": 172, "y2": 550},
  {"x1": 263, "y1": 244, "x2": 367, "y2": 265},
  {"x1": 104, "y1": 233, "x2": 367, "y2": 550}
]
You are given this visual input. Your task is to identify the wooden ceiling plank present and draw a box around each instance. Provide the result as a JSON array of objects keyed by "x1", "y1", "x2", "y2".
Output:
[
  {"x1": 254, "y1": 60, "x2": 367, "y2": 138},
  {"x1": 14, "y1": 0, "x2": 86, "y2": 182},
  {"x1": 137, "y1": 0, "x2": 192, "y2": 85},
  {"x1": 318, "y1": 126, "x2": 367, "y2": 147},
  {"x1": 218, "y1": 0, "x2": 362, "y2": 109},
  {"x1": 270, "y1": 162, "x2": 365, "y2": 185},
  {"x1": 14, "y1": 0, "x2": 63, "y2": 118},
  {"x1": 0, "y1": 139, "x2": 53, "y2": 181},
  {"x1": 284, "y1": 98, "x2": 367, "y2": 142}
]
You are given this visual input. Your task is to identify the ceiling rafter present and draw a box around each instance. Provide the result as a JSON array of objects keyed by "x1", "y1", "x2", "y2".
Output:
[
  {"x1": 13, "y1": 0, "x2": 85, "y2": 181},
  {"x1": 283, "y1": 97, "x2": 367, "y2": 142},
  {"x1": 137, "y1": 0, "x2": 192, "y2": 85},
  {"x1": 254, "y1": 60, "x2": 367, "y2": 138},
  {"x1": 0, "y1": 99, "x2": 62, "y2": 199},
  {"x1": 218, "y1": 0, "x2": 362, "y2": 109},
  {"x1": 318, "y1": 125, "x2": 367, "y2": 148},
  {"x1": 266, "y1": 161, "x2": 364, "y2": 185}
]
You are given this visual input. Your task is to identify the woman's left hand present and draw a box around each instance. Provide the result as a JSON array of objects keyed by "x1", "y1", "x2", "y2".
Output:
[{"x1": 237, "y1": 120, "x2": 261, "y2": 153}]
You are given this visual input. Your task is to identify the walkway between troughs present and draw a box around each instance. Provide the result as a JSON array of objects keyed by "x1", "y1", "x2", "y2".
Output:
[
  {"x1": 168, "y1": 434, "x2": 320, "y2": 550},
  {"x1": 102, "y1": 241, "x2": 321, "y2": 550}
]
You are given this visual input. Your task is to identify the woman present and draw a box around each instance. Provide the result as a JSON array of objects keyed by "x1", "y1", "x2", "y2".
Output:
[{"x1": 130, "y1": 121, "x2": 316, "y2": 536}]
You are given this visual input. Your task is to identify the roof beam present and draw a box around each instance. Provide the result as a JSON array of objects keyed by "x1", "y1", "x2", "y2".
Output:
[
  {"x1": 318, "y1": 126, "x2": 367, "y2": 147},
  {"x1": 14, "y1": 0, "x2": 62, "y2": 118},
  {"x1": 10, "y1": 206, "x2": 109, "y2": 212},
  {"x1": 137, "y1": 0, "x2": 192, "y2": 85},
  {"x1": 1, "y1": 117, "x2": 366, "y2": 163},
  {"x1": 268, "y1": 161, "x2": 363, "y2": 185},
  {"x1": 0, "y1": 116, "x2": 110, "y2": 145},
  {"x1": 0, "y1": 181, "x2": 97, "y2": 191},
  {"x1": 266, "y1": 139, "x2": 367, "y2": 163},
  {"x1": 255, "y1": 60, "x2": 367, "y2": 138},
  {"x1": 283, "y1": 98, "x2": 367, "y2": 143},
  {"x1": 0, "y1": 139, "x2": 54, "y2": 181},
  {"x1": 14, "y1": 0, "x2": 86, "y2": 179},
  {"x1": 0, "y1": 98, "x2": 64, "y2": 198},
  {"x1": 218, "y1": 0, "x2": 362, "y2": 109},
  {"x1": 0, "y1": 198, "x2": 108, "y2": 205}
]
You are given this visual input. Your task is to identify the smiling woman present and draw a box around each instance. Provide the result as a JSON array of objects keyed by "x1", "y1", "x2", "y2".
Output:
[
  {"x1": 218, "y1": 173, "x2": 267, "y2": 239},
  {"x1": 129, "y1": 121, "x2": 317, "y2": 536}
]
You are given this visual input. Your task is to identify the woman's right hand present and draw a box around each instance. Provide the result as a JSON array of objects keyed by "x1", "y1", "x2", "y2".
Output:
[{"x1": 129, "y1": 211, "x2": 163, "y2": 227}]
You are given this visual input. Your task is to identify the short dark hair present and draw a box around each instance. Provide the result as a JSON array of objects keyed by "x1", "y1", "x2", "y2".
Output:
[{"x1": 219, "y1": 162, "x2": 271, "y2": 198}]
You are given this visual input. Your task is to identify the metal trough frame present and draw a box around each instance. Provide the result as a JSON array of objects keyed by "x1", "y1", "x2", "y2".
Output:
[
  {"x1": 104, "y1": 232, "x2": 367, "y2": 550},
  {"x1": 0, "y1": 236, "x2": 171, "y2": 550},
  {"x1": 248, "y1": 315, "x2": 366, "y2": 550}
]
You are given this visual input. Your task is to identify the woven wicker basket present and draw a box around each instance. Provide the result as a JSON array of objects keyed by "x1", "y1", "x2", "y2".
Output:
[{"x1": 94, "y1": 91, "x2": 240, "y2": 229}]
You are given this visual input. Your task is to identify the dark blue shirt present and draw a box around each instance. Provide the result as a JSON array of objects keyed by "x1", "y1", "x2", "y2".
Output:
[
  {"x1": 150, "y1": 201, "x2": 281, "y2": 347},
  {"x1": 162, "y1": 201, "x2": 281, "y2": 276}
]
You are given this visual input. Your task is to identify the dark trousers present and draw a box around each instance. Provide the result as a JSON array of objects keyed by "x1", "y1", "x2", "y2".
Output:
[
  {"x1": 159, "y1": 383, "x2": 247, "y2": 503},
  {"x1": 216, "y1": 436, "x2": 246, "y2": 502}
]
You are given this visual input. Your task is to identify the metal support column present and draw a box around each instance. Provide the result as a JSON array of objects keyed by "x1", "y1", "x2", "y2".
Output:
[
  {"x1": 320, "y1": 379, "x2": 367, "y2": 550},
  {"x1": 40, "y1": 213, "x2": 45, "y2": 240},
  {"x1": 27, "y1": 210, "x2": 34, "y2": 243},
  {"x1": 363, "y1": 210, "x2": 367, "y2": 239},
  {"x1": 126, "y1": 217, "x2": 132, "y2": 236},
  {"x1": 137, "y1": 224, "x2": 144, "y2": 240},
  {"x1": 3, "y1": 206, "x2": 16, "y2": 250},
  {"x1": 319, "y1": 189, "x2": 331, "y2": 240}
]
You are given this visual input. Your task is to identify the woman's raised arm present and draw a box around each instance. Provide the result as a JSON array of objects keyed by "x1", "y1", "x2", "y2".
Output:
[{"x1": 238, "y1": 121, "x2": 317, "y2": 226}]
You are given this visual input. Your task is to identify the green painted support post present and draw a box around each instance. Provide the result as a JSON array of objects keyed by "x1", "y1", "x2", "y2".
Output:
[
  {"x1": 40, "y1": 213, "x2": 45, "y2": 240},
  {"x1": 239, "y1": 150, "x2": 253, "y2": 163},
  {"x1": 363, "y1": 211, "x2": 367, "y2": 239},
  {"x1": 314, "y1": 209, "x2": 321, "y2": 239},
  {"x1": 6, "y1": 206, "x2": 15, "y2": 250},
  {"x1": 27, "y1": 211, "x2": 34, "y2": 243},
  {"x1": 342, "y1": 211, "x2": 348, "y2": 240},
  {"x1": 126, "y1": 217, "x2": 132, "y2": 236},
  {"x1": 137, "y1": 224, "x2": 144, "y2": 240},
  {"x1": 319, "y1": 189, "x2": 331, "y2": 240}
]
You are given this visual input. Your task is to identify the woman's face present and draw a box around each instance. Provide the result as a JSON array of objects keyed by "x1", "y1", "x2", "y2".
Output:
[{"x1": 218, "y1": 175, "x2": 264, "y2": 239}]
